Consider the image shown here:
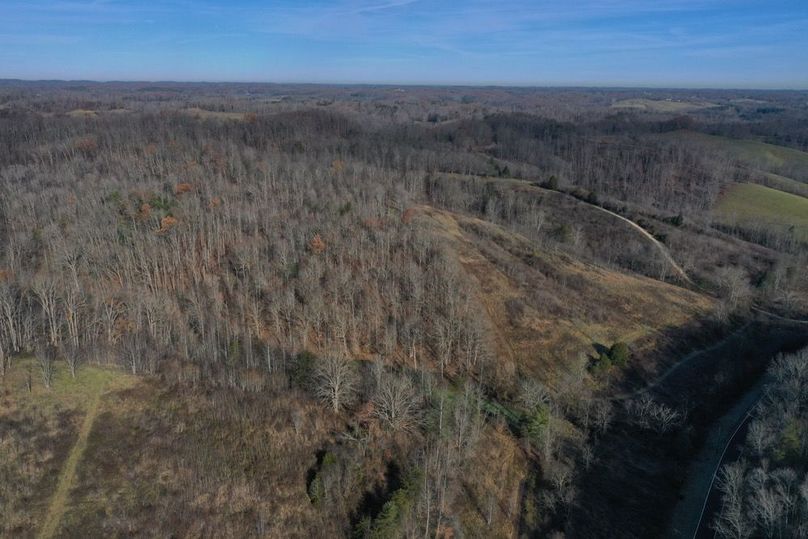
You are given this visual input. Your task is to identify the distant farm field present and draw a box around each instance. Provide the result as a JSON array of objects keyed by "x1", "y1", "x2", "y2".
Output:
[
  {"x1": 611, "y1": 98, "x2": 715, "y2": 113},
  {"x1": 182, "y1": 107, "x2": 247, "y2": 120},
  {"x1": 714, "y1": 182, "x2": 808, "y2": 241}
]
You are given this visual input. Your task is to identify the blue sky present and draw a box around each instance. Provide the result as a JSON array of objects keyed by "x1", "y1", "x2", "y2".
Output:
[{"x1": 1, "y1": 0, "x2": 806, "y2": 87}]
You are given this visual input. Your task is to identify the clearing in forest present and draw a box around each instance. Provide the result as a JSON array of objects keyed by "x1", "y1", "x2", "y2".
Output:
[
  {"x1": 714, "y1": 182, "x2": 808, "y2": 241},
  {"x1": 611, "y1": 98, "x2": 716, "y2": 113},
  {"x1": 0, "y1": 358, "x2": 136, "y2": 539},
  {"x1": 414, "y1": 205, "x2": 714, "y2": 384},
  {"x1": 663, "y1": 131, "x2": 808, "y2": 178}
]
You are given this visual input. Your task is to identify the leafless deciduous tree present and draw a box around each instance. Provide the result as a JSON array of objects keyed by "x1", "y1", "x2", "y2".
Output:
[
  {"x1": 714, "y1": 462, "x2": 752, "y2": 539},
  {"x1": 314, "y1": 356, "x2": 358, "y2": 413},
  {"x1": 64, "y1": 343, "x2": 81, "y2": 379},
  {"x1": 372, "y1": 367, "x2": 422, "y2": 432},
  {"x1": 625, "y1": 396, "x2": 683, "y2": 433},
  {"x1": 0, "y1": 283, "x2": 23, "y2": 353},
  {"x1": 0, "y1": 337, "x2": 8, "y2": 378},
  {"x1": 36, "y1": 345, "x2": 56, "y2": 389},
  {"x1": 32, "y1": 277, "x2": 62, "y2": 346},
  {"x1": 714, "y1": 348, "x2": 808, "y2": 539}
]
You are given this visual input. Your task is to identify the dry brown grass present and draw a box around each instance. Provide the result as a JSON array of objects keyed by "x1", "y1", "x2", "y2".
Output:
[
  {"x1": 55, "y1": 377, "x2": 347, "y2": 537},
  {"x1": 0, "y1": 358, "x2": 136, "y2": 538},
  {"x1": 458, "y1": 424, "x2": 527, "y2": 537},
  {"x1": 414, "y1": 206, "x2": 714, "y2": 385}
]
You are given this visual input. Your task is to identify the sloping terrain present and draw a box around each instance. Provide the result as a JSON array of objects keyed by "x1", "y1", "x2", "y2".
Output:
[
  {"x1": 2, "y1": 86, "x2": 806, "y2": 538},
  {"x1": 0, "y1": 205, "x2": 716, "y2": 539},
  {"x1": 439, "y1": 174, "x2": 694, "y2": 283},
  {"x1": 761, "y1": 172, "x2": 808, "y2": 198},
  {"x1": 2, "y1": 355, "x2": 531, "y2": 538},
  {"x1": 714, "y1": 182, "x2": 808, "y2": 242},
  {"x1": 662, "y1": 130, "x2": 808, "y2": 180},
  {"x1": 0, "y1": 358, "x2": 345, "y2": 538},
  {"x1": 416, "y1": 206, "x2": 714, "y2": 384}
]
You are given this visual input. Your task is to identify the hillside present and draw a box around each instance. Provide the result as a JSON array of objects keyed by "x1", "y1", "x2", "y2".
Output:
[
  {"x1": 714, "y1": 182, "x2": 808, "y2": 242},
  {"x1": 662, "y1": 130, "x2": 808, "y2": 180},
  {"x1": 417, "y1": 206, "x2": 713, "y2": 383}
]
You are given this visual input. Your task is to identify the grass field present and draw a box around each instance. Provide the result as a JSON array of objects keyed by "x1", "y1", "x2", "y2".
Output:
[
  {"x1": 182, "y1": 107, "x2": 247, "y2": 120},
  {"x1": 0, "y1": 358, "x2": 136, "y2": 538},
  {"x1": 761, "y1": 172, "x2": 808, "y2": 198},
  {"x1": 611, "y1": 98, "x2": 715, "y2": 113},
  {"x1": 0, "y1": 357, "x2": 342, "y2": 538},
  {"x1": 663, "y1": 131, "x2": 808, "y2": 179},
  {"x1": 714, "y1": 182, "x2": 808, "y2": 241}
]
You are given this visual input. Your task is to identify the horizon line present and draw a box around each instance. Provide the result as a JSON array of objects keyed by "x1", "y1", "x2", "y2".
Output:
[{"x1": 1, "y1": 78, "x2": 807, "y2": 92}]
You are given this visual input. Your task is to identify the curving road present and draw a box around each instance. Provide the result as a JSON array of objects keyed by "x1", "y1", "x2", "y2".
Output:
[
  {"x1": 667, "y1": 379, "x2": 766, "y2": 539},
  {"x1": 578, "y1": 199, "x2": 693, "y2": 284},
  {"x1": 523, "y1": 182, "x2": 693, "y2": 284}
]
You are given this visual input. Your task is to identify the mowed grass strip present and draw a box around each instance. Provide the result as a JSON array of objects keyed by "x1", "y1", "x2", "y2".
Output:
[{"x1": 714, "y1": 182, "x2": 808, "y2": 241}]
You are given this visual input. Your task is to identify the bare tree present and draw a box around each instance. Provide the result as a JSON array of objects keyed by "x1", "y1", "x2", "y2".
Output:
[
  {"x1": 121, "y1": 332, "x2": 146, "y2": 375},
  {"x1": 64, "y1": 342, "x2": 81, "y2": 379},
  {"x1": 32, "y1": 277, "x2": 62, "y2": 346},
  {"x1": 0, "y1": 337, "x2": 8, "y2": 378},
  {"x1": 518, "y1": 378, "x2": 552, "y2": 410},
  {"x1": 63, "y1": 285, "x2": 86, "y2": 349},
  {"x1": 372, "y1": 367, "x2": 422, "y2": 432},
  {"x1": 0, "y1": 283, "x2": 22, "y2": 353},
  {"x1": 314, "y1": 356, "x2": 358, "y2": 413},
  {"x1": 36, "y1": 345, "x2": 56, "y2": 389},
  {"x1": 714, "y1": 462, "x2": 752, "y2": 539},
  {"x1": 625, "y1": 396, "x2": 682, "y2": 433},
  {"x1": 593, "y1": 399, "x2": 614, "y2": 434}
]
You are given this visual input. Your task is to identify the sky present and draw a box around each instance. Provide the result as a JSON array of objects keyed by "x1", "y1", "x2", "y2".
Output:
[{"x1": 0, "y1": 0, "x2": 806, "y2": 88}]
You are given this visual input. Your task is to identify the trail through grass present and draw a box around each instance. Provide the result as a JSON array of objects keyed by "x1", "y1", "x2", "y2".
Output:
[
  {"x1": 36, "y1": 381, "x2": 105, "y2": 539},
  {"x1": 1, "y1": 358, "x2": 139, "y2": 539}
]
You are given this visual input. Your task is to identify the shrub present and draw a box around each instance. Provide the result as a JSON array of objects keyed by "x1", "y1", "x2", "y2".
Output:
[
  {"x1": 525, "y1": 405, "x2": 550, "y2": 442},
  {"x1": 593, "y1": 352, "x2": 612, "y2": 373},
  {"x1": 609, "y1": 342, "x2": 630, "y2": 367},
  {"x1": 367, "y1": 470, "x2": 421, "y2": 538},
  {"x1": 774, "y1": 420, "x2": 804, "y2": 464},
  {"x1": 554, "y1": 223, "x2": 572, "y2": 243},
  {"x1": 307, "y1": 452, "x2": 337, "y2": 505}
]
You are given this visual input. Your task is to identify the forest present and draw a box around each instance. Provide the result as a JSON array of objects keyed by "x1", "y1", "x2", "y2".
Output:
[{"x1": 1, "y1": 82, "x2": 807, "y2": 538}]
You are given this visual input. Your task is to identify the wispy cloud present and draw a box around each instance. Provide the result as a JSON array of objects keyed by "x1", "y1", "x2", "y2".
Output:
[{"x1": 0, "y1": 0, "x2": 806, "y2": 86}]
